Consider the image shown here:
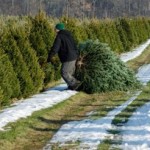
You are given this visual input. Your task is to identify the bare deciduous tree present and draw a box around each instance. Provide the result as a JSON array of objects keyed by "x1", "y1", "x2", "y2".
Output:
[{"x1": 0, "y1": 0, "x2": 150, "y2": 18}]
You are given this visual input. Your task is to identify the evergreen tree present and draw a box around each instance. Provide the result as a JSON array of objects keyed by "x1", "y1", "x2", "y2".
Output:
[
  {"x1": 115, "y1": 19, "x2": 130, "y2": 52},
  {"x1": 29, "y1": 30, "x2": 47, "y2": 65},
  {"x1": 0, "y1": 54, "x2": 21, "y2": 105},
  {"x1": 75, "y1": 40, "x2": 140, "y2": 94},
  {"x1": 10, "y1": 27, "x2": 44, "y2": 93},
  {"x1": 127, "y1": 19, "x2": 140, "y2": 46},
  {"x1": 51, "y1": 57, "x2": 61, "y2": 81},
  {"x1": 134, "y1": 17, "x2": 148, "y2": 43},
  {"x1": 103, "y1": 20, "x2": 124, "y2": 53},
  {"x1": 119, "y1": 18, "x2": 135, "y2": 48},
  {"x1": 0, "y1": 86, "x2": 4, "y2": 107},
  {"x1": 29, "y1": 11, "x2": 54, "y2": 66},
  {"x1": 0, "y1": 30, "x2": 35, "y2": 98},
  {"x1": 142, "y1": 17, "x2": 150, "y2": 37},
  {"x1": 85, "y1": 19, "x2": 103, "y2": 41},
  {"x1": 43, "y1": 63, "x2": 55, "y2": 85},
  {"x1": 61, "y1": 17, "x2": 88, "y2": 44},
  {"x1": 29, "y1": 11, "x2": 61, "y2": 84}
]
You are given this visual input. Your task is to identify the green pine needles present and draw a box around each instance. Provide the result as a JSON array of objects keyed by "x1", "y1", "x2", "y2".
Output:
[
  {"x1": 0, "y1": 54, "x2": 20, "y2": 105},
  {"x1": 75, "y1": 40, "x2": 140, "y2": 94}
]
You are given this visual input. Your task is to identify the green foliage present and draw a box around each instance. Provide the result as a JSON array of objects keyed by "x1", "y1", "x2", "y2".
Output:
[
  {"x1": 43, "y1": 58, "x2": 61, "y2": 86},
  {"x1": 0, "y1": 30, "x2": 35, "y2": 98},
  {"x1": 43, "y1": 63, "x2": 55, "y2": 85},
  {"x1": 52, "y1": 58, "x2": 61, "y2": 81},
  {"x1": 76, "y1": 18, "x2": 124, "y2": 53},
  {"x1": 127, "y1": 19, "x2": 140, "y2": 46},
  {"x1": 115, "y1": 19, "x2": 130, "y2": 52},
  {"x1": 101, "y1": 20, "x2": 124, "y2": 53},
  {"x1": 0, "y1": 54, "x2": 20, "y2": 105},
  {"x1": 85, "y1": 19, "x2": 103, "y2": 41},
  {"x1": 75, "y1": 40, "x2": 140, "y2": 94},
  {"x1": 10, "y1": 26, "x2": 45, "y2": 93},
  {"x1": 119, "y1": 18, "x2": 135, "y2": 48},
  {"x1": 0, "y1": 86, "x2": 4, "y2": 107},
  {"x1": 29, "y1": 11, "x2": 61, "y2": 85},
  {"x1": 29, "y1": 11, "x2": 55, "y2": 66},
  {"x1": 61, "y1": 17, "x2": 88, "y2": 44},
  {"x1": 135, "y1": 17, "x2": 149, "y2": 43},
  {"x1": 142, "y1": 18, "x2": 150, "y2": 37}
]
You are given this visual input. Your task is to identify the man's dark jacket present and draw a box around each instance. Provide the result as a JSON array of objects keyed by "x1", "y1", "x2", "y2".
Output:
[{"x1": 48, "y1": 30, "x2": 78, "y2": 63}]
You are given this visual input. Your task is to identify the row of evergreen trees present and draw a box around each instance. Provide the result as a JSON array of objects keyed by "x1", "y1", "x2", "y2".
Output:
[
  {"x1": 0, "y1": 13, "x2": 60, "y2": 107},
  {"x1": 0, "y1": 12, "x2": 150, "y2": 107},
  {"x1": 63, "y1": 17, "x2": 150, "y2": 53}
]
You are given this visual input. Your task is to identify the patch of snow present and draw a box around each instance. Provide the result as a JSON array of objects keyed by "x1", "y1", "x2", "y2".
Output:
[
  {"x1": 117, "y1": 102, "x2": 150, "y2": 150},
  {"x1": 136, "y1": 64, "x2": 150, "y2": 85},
  {"x1": 0, "y1": 84, "x2": 77, "y2": 131},
  {"x1": 122, "y1": 143, "x2": 150, "y2": 150},
  {"x1": 120, "y1": 39, "x2": 150, "y2": 62}
]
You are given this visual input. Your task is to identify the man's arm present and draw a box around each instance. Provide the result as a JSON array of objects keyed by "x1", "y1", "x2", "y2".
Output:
[{"x1": 47, "y1": 36, "x2": 61, "y2": 62}]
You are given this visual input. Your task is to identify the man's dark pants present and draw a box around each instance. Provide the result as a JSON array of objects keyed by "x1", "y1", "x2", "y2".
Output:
[{"x1": 61, "y1": 60, "x2": 78, "y2": 87}]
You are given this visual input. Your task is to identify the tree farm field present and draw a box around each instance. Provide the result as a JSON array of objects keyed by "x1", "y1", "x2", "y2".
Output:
[{"x1": 0, "y1": 46, "x2": 150, "y2": 150}]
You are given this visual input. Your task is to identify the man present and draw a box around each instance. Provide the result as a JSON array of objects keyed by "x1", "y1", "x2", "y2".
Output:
[{"x1": 47, "y1": 23, "x2": 80, "y2": 90}]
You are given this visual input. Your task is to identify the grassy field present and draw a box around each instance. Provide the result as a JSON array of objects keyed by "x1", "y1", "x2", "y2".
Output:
[{"x1": 0, "y1": 46, "x2": 150, "y2": 150}]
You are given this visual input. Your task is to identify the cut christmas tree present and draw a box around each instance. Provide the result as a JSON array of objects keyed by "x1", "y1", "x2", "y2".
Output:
[{"x1": 75, "y1": 40, "x2": 140, "y2": 94}]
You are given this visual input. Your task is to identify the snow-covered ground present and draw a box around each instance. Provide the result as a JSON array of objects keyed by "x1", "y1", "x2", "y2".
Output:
[
  {"x1": 120, "y1": 39, "x2": 150, "y2": 62},
  {"x1": 0, "y1": 40, "x2": 150, "y2": 149},
  {"x1": 0, "y1": 85, "x2": 77, "y2": 131},
  {"x1": 117, "y1": 102, "x2": 150, "y2": 150},
  {"x1": 136, "y1": 64, "x2": 150, "y2": 85}
]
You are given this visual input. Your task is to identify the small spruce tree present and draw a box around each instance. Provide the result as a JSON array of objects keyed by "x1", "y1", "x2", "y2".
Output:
[
  {"x1": 29, "y1": 11, "x2": 61, "y2": 84},
  {"x1": 0, "y1": 31, "x2": 34, "y2": 98},
  {"x1": 103, "y1": 20, "x2": 124, "y2": 53},
  {"x1": 61, "y1": 17, "x2": 88, "y2": 44},
  {"x1": 85, "y1": 19, "x2": 103, "y2": 41},
  {"x1": 0, "y1": 86, "x2": 4, "y2": 107},
  {"x1": 29, "y1": 11, "x2": 54, "y2": 66},
  {"x1": 75, "y1": 40, "x2": 140, "y2": 94},
  {"x1": 0, "y1": 54, "x2": 21, "y2": 105},
  {"x1": 119, "y1": 18, "x2": 134, "y2": 48},
  {"x1": 10, "y1": 27, "x2": 44, "y2": 93},
  {"x1": 115, "y1": 19, "x2": 130, "y2": 52},
  {"x1": 43, "y1": 63, "x2": 55, "y2": 85}
]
